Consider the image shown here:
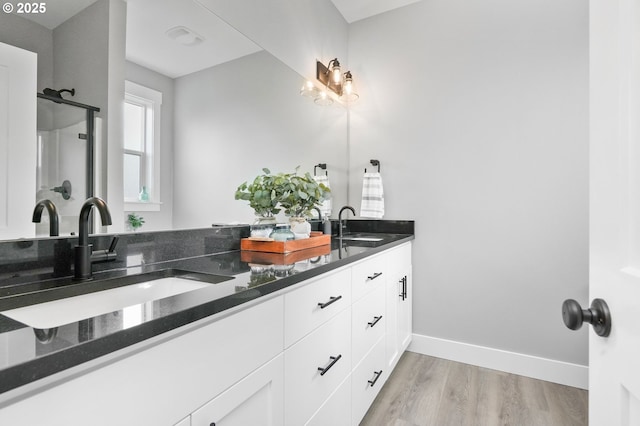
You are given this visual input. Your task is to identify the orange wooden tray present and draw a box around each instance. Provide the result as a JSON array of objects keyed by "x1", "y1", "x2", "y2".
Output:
[{"x1": 240, "y1": 232, "x2": 331, "y2": 254}]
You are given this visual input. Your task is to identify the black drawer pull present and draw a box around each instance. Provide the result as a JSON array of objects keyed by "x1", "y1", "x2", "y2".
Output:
[
  {"x1": 367, "y1": 272, "x2": 383, "y2": 281},
  {"x1": 367, "y1": 315, "x2": 383, "y2": 328},
  {"x1": 318, "y1": 354, "x2": 342, "y2": 376},
  {"x1": 399, "y1": 276, "x2": 407, "y2": 300},
  {"x1": 318, "y1": 295, "x2": 342, "y2": 309},
  {"x1": 368, "y1": 370, "x2": 383, "y2": 387}
]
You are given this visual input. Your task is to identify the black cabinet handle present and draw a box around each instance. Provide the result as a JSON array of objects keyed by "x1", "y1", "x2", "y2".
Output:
[
  {"x1": 399, "y1": 276, "x2": 407, "y2": 300},
  {"x1": 367, "y1": 272, "x2": 383, "y2": 281},
  {"x1": 210, "y1": 423, "x2": 216, "y2": 426},
  {"x1": 368, "y1": 370, "x2": 383, "y2": 387},
  {"x1": 367, "y1": 315, "x2": 383, "y2": 328},
  {"x1": 318, "y1": 354, "x2": 342, "y2": 376},
  {"x1": 318, "y1": 295, "x2": 342, "y2": 309}
]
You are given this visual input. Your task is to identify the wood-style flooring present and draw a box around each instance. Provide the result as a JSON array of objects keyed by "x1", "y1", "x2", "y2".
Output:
[{"x1": 360, "y1": 352, "x2": 588, "y2": 426}]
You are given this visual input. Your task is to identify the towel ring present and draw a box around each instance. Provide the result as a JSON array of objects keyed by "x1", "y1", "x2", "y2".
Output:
[
  {"x1": 314, "y1": 163, "x2": 328, "y2": 176},
  {"x1": 365, "y1": 159, "x2": 381, "y2": 173}
]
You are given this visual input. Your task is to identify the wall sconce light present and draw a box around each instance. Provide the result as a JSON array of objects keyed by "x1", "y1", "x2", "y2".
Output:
[{"x1": 314, "y1": 58, "x2": 359, "y2": 104}]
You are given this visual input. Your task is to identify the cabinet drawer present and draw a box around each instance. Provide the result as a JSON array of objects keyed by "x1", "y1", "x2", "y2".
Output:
[
  {"x1": 352, "y1": 337, "x2": 386, "y2": 426},
  {"x1": 191, "y1": 354, "x2": 284, "y2": 426},
  {"x1": 352, "y1": 285, "x2": 386, "y2": 366},
  {"x1": 284, "y1": 307, "x2": 352, "y2": 426},
  {"x1": 351, "y1": 254, "x2": 388, "y2": 301},
  {"x1": 284, "y1": 268, "x2": 351, "y2": 347},
  {"x1": 306, "y1": 374, "x2": 351, "y2": 426}
]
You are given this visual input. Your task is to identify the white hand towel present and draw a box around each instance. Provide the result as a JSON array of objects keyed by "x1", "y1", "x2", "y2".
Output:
[
  {"x1": 360, "y1": 172, "x2": 384, "y2": 218},
  {"x1": 313, "y1": 175, "x2": 332, "y2": 218}
]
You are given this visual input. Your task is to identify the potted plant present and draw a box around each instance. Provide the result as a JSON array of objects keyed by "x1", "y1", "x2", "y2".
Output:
[
  {"x1": 235, "y1": 168, "x2": 283, "y2": 236},
  {"x1": 277, "y1": 168, "x2": 330, "y2": 239},
  {"x1": 127, "y1": 213, "x2": 145, "y2": 231}
]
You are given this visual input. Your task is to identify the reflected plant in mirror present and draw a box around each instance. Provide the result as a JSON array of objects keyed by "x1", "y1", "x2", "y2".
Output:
[{"x1": 127, "y1": 213, "x2": 145, "y2": 232}]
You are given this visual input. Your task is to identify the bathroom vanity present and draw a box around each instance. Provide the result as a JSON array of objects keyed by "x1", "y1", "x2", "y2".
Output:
[{"x1": 0, "y1": 223, "x2": 413, "y2": 425}]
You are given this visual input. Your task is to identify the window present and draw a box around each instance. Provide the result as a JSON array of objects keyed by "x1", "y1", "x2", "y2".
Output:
[{"x1": 123, "y1": 81, "x2": 162, "y2": 210}]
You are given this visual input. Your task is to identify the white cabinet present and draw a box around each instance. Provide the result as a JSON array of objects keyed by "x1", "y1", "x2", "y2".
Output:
[
  {"x1": 385, "y1": 243, "x2": 413, "y2": 371},
  {"x1": 352, "y1": 337, "x2": 386, "y2": 425},
  {"x1": 191, "y1": 354, "x2": 284, "y2": 426},
  {"x1": 306, "y1": 374, "x2": 351, "y2": 426},
  {"x1": 284, "y1": 268, "x2": 351, "y2": 347},
  {"x1": 0, "y1": 296, "x2": 284, "y2": 426},
  {"x1": 284, "y1": 308, "x2": 352, "y2": 425},
  {"x1": 352, "y1": 285, "x2": 386, "y2": 366},
  {"x1": 351, "y1": 255, "x2": 389, "y2": 302}
]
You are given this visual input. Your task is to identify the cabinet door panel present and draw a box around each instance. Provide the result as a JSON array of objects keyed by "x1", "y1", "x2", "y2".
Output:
[
  {"x1": 191, "y1": 354, "x2": 284, "y2": 426},
  {"x1": 352, "y1": 255, "x2": 388, "y2": 302},
  {"x1": 285, "y1": 308, "x2": 351, "y2": 425},
  {"x1": 306, "y1": 374, "x2": 351, "y2": 426},
  {"x1": 352, "y1": 285, "x2": 386, "y2": 366},
  {"x1": 352, "y1": 337, "x2": 386, "y2": 426},
  {"x1": 284, "y1": 268, "x2": 351, "y2": 347}
]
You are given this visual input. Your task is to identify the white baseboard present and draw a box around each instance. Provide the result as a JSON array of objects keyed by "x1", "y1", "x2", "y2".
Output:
[{"x1": 408, "y1": 333, "x2": 588, "y2": 390}]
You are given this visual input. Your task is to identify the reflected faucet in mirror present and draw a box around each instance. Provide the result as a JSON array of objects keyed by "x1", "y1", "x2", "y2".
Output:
[
  {"x1": 74, "y1": 197, "x2": 118, "y2": 280},
  {"x1": 338, "y1": 206, "x2": 356, "y2": 238},
  {"x1": 32, "y1": 199, "x2": 59, "y2": 237}
]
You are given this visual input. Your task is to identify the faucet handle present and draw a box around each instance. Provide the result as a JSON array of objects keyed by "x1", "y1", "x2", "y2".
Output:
[{"x1": 108, "y1": 235, "x2": 119, "y2": 253}]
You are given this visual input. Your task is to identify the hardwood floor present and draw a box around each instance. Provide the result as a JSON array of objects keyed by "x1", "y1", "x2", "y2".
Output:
[{"x1": 360, "y1": 352, "x2": 588, "y2": 426}]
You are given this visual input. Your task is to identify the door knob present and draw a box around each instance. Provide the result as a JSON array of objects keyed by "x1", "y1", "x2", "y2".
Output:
[{"x1": 562, "y1": 298, "x2": 612, "y2": 337}]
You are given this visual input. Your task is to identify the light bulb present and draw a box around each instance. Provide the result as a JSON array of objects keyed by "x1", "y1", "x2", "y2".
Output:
[{"x1": 331, "y1": 59, "x2": 341, "y2": 84}]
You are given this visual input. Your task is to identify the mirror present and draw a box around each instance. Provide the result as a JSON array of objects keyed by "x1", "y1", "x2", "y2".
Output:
[{"x1": 0, "y1": 0, "x2": 348, "y2": 240}]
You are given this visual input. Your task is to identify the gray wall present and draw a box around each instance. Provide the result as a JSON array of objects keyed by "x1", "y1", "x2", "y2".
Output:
[
  {"x1": 173, "y1": 50, "x2": 348, "y2": 227},
  {"x1": 348, "y1": 0, "x2": 589, "y2": 365}
]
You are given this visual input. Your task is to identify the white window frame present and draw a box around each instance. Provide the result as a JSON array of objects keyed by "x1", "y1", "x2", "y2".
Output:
[{"x1": 123, "y1": 80, "x2": 162, "y2": 212}]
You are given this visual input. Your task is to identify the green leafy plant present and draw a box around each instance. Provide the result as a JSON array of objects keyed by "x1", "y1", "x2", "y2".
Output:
[
  {"x1": 235, "y1": 167, "x2": 330, "y2": 218},
  {"x1": 127, "y1": 213, "x2": 145, "y2": 231},
  {"x1": 234, "y1": 168, "x2": 283, "y2": 217},
  {"x1": 276, "y1": 167, "x2": 330, "y2": 217}
]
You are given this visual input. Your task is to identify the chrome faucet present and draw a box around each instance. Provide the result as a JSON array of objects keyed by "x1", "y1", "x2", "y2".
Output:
[
  {"x1": 338, "y1": 206, "x2": 356, "y2": 238},
  {"x1": 74, "y1": 197, "x2": 118, "y2": 280},
  {"x1": 32, "y1": 199, "x2": 59, "y2": 236}
]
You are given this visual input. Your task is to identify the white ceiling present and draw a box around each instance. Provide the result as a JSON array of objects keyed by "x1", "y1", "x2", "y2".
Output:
[
  {"x1": 15, "y1": 0, "x2": 420, "y2": 78},
  {"x1": 330, "y1": 0, "x2": 422, "y2": 23},
  {"x1": 125, "y1": 0, "x2": 262, "y2": 78}
]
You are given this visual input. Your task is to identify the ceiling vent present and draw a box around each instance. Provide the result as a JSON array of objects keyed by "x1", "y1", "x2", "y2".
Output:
[{"x1": 165, "y1": 26, "x2": 204, "y2": 47}]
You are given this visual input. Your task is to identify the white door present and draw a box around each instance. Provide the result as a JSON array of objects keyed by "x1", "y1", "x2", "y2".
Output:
[
  {"x1": 589, "y1": 0, "x2": 640, "y2": 423},
  {"x1": 0, "y1": 42, "x2": 37, "y2": 239}
]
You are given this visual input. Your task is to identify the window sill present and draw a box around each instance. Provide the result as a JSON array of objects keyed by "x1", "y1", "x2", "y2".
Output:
[{"x1": 124, "y1": 201, "x2": 162, "y2": 212}]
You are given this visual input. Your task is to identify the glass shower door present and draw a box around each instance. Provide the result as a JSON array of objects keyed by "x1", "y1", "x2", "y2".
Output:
[{"x1": 36, "y1": 97, "x2": 92, "y2": 236}]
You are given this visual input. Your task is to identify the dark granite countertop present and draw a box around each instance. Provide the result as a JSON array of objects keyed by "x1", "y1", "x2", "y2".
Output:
[{"x1": 0, "y1": 223, "x2": 413, "y2": 397}]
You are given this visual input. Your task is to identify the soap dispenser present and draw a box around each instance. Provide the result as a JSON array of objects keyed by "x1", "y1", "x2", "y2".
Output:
[{"x1": 323, "y1": 215, "x2": 332, "y2": 235}]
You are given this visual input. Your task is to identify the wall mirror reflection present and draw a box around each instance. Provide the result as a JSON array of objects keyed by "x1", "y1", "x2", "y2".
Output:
[{"x1": 0, "y1": 0, "x2": 348, "y2": 241}]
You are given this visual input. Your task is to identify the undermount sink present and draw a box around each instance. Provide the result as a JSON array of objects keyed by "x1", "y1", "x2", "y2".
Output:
[{"x1": 0, "y1": 270, "x2": 232, "y2": 329}]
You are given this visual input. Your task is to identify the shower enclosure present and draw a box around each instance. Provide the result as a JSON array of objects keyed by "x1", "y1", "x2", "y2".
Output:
[{"x1": 36, "y1": 92, "x2": 100, "y2": 236}]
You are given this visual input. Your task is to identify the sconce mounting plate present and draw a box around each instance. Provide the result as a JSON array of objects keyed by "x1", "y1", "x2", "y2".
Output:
[{"x1": 316, "y1": 60, "x2": 343, "y2": 96}]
